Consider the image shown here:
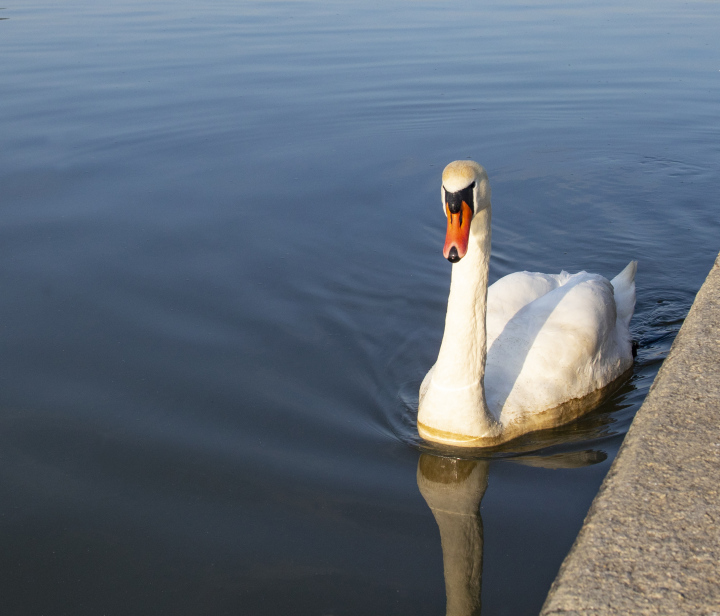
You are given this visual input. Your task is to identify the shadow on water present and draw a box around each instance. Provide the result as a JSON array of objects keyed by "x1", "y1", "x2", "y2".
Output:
[{"x1": 417, "y1": 451, "x2": 604, "y2": 616}]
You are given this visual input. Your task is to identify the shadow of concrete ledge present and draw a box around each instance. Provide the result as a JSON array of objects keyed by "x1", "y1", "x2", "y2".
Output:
[{"x1": 541, "y1": 252, "x2": 720, "y2": 616}]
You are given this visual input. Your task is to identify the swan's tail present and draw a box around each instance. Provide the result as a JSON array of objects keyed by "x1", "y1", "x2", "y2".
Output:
[{"x1": 611, "y1": 261, "x2": 637, "y2": 328}]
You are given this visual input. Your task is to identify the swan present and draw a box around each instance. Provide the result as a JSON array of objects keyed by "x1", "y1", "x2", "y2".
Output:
[{"x1": 417, "y1": 160, "x2": 636, "y2": 447}]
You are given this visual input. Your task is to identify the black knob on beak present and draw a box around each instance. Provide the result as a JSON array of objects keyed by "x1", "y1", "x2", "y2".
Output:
[{"x1": 447, "y1": 246, "x2": 460, "y2": 263}]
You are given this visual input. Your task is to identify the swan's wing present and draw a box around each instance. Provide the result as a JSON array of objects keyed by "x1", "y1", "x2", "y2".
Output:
[
  {"x1": 486, "y1": 271, "x2": 572, "y2": 347},
  {"x1": 485, "y1": 272, "x2": 633, "y2": 424}
]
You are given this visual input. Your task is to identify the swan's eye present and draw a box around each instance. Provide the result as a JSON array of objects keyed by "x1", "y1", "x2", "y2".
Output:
[{"x1": 445, "y1": 183, "x2": 475, "y2": 215}]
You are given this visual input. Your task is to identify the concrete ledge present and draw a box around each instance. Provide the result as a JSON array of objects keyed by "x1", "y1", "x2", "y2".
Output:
[{"x1": 541, "y1": 253, "x2": 720, "y2": 616}]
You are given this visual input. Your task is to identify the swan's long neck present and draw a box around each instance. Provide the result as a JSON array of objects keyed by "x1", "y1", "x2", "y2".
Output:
[
  {"x1": 434, "y1": 207, "x2": 491, "y2": 391},
  {"x1": 418, "y1": 207, "x2": 499, "y2": 440}
]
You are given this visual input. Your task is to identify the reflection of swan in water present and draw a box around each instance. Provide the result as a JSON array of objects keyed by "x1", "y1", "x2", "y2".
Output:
[
  {"x1": 418, "y1": 455, "x2": 488, "y2": 616},
  {"x1": 418, "y1": 160, "x2": 637, "y2": 447},
  {"x1": 417, "y1": 451, "x2": 607, "y2": 615}
]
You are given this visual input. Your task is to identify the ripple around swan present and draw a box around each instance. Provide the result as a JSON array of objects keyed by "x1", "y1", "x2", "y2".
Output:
[{"x1": 386, "y1": 291, "x2": 687, "y2": 461}]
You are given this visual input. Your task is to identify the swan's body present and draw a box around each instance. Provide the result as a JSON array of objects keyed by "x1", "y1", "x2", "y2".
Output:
[{"x1": 417, "y1": 161, "x2": 636, "y2": 447}]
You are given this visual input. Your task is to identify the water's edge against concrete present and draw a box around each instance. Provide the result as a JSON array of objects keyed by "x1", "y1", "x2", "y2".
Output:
[{"x1": 541, "y1": 253, "x2": 720, "y2": 616}]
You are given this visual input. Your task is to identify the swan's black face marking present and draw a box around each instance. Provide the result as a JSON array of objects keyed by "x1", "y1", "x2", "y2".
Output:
[{"x1": 444, "y1": 181, "x2": 475, "y2": 215}]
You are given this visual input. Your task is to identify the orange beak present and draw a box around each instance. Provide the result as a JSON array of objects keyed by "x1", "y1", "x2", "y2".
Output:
[{"x1": 443, "y1": 200, "x2": 473, "y2": 262}]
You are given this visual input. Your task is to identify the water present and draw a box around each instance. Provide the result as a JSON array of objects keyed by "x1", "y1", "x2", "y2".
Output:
[{"x1": 1, "y1": 1, "x2": 718, "y2": 614}]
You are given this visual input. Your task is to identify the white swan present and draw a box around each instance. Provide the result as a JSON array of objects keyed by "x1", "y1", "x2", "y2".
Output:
[{"x1": 417, "y1": 160, "x2": 636, "y2": 447}]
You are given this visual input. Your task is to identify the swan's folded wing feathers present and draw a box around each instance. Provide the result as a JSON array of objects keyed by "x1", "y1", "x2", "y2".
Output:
[
  {"x1": 486, "y1": 271, "x2": 563, "y2": 346},
  {"x1": 486, "y1": 273, "x2": 626, "y2": 424}
]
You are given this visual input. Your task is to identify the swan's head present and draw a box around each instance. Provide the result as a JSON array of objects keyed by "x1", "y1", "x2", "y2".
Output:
[{"x1": 441, "y1": 160, "x2": 491, "y2": 262}]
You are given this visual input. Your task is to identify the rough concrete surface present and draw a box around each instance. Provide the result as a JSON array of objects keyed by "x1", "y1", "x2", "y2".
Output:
[{"x1": 541, "y1": 252, "x2": 720, "y2": 616}]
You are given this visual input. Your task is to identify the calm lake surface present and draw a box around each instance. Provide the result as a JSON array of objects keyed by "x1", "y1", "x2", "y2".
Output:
[{"x1": 1, "y1": 1, "x2": 719, "y2": 614}]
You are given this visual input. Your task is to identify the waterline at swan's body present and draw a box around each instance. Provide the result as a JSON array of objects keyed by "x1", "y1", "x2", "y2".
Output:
[{"x1": 418, "y1": 365, "x2": 634, "y2": 447}]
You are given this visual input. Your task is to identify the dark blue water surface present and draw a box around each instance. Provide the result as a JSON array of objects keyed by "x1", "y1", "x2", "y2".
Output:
[{"x1": 1, "y1": 1, "x2": 719, "y2": 614}]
